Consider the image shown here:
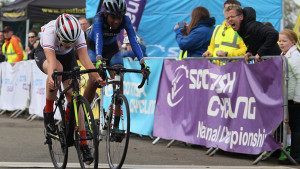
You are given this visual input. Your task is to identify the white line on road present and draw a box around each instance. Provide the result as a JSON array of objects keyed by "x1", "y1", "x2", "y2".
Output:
[{"x1": 0, "y1": 162, "x2": 297, "y2": 169}]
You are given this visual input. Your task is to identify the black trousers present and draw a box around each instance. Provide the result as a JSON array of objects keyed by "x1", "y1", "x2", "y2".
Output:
[{"x1": 288, "y1": 100, "x2": 300, "y2": 133}]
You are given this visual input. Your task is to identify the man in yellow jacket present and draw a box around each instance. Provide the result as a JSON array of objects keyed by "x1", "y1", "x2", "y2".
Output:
[
  {"x1": 202, "y1": 0, "x2": 246, "y2": 65},
  {"x1": 2, "y1": 26, "x2": 26, "y2": 63}
]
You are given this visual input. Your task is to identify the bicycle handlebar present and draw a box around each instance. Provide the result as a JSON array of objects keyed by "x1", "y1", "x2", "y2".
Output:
[
  {"x1": 138, "y1": 66, "x2": 150, "y2": 88},
  {"x1": 51, "y1": 65, "x2": 150, "y2": 91},
  {"x1": 101, "y1": 65, "x2": 150, "y2": 88}
]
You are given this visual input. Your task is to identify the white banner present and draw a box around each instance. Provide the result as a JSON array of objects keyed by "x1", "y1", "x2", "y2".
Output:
[
  {"x1": 0, "y1": 61, "x2": 31, "y2": 110},
  {"x1": 29, "y1": 61, "x2": 63, "y2": 120},
  {"x1": 29, "y1": 61, "x2": 47, "y2": 118}
]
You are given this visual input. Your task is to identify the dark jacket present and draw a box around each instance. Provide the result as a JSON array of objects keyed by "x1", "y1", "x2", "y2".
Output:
[
  {"x1": 175, "y1": 17, "x2": 215, "y2": 57},
  {"x1": 237, "y1": 7, "x2": 281, "y2": 56}
]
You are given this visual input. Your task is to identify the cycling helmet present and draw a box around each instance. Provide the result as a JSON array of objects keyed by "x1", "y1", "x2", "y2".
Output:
[
  {"x1": 55, "y1": 13, "x2": 81, "y2": 43},
  {"x1": 104, "y1": 0, "x2": 127, "y2": 17}
]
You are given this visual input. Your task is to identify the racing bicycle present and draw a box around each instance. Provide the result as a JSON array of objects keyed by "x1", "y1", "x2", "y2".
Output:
[
  {"x1": 91, "y1": 61, "x2": 150, "y2": 169},
  {"x1": 44, "y1": 66, "x2": 102, "y2": 169}
]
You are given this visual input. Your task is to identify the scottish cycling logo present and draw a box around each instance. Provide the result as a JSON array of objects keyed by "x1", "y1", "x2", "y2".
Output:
[{"x1": 167, "y1": 65, "x2": 188, "y2": 107}]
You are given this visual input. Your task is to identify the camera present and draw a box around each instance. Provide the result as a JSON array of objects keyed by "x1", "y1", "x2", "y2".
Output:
[{"x1": 178, "y1": 21, "x2": 185, "y2": 28}]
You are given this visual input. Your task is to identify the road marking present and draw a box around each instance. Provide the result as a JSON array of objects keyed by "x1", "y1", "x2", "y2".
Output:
[{"x1": 0, "y1": 162, "x2": 296, "y2": 169}]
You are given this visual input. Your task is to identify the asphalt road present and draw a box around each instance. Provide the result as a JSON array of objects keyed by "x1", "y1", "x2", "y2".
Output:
[{"x1": 0, "y1": 113, "x2": 298, "y2": 169}]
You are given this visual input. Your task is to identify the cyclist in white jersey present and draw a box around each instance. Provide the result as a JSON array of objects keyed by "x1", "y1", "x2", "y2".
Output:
[{"x1": 34, "y1": 13, "x2": 105, "y2": 162}]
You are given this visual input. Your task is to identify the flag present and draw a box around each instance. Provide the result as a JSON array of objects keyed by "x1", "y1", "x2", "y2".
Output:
[{"x1": 293, "y1": 10, "x2": 300, "y2": 49}]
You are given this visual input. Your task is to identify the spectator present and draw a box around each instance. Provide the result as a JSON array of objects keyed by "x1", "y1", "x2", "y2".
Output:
[
  {"x1": 2, "y1": 26, "x2": 26, "y2": 63},
  {"x1": 122, "y1": 35, "x2": 147, "y2": 60},
  {"x1": 119, "y1": 30, "x2": 128, "y2": 55},
  {"x1": 202, "y1": 0, "x2": 246, "y2": 65},
  {"x1": 79, "y1": 17, "x2": 91, "y2": 38},
  {"x1": 25, "y1": 30, "x2": 39, "y2": 60},
  {"x1": 77, "y1": 17, "x2": 91, "y2": 60},
  {"x1": 0, "y1": 31, "x2": 5, "y2": 62},
  {"x1": 226, "y1": 5, "x2": 281, "y2": 63},
  {"x1": 278, "y1": 29, "x2": 300, "y2": 164},
  {"x1": 262, "y1": 22, "x2": 275, "y2": 29},
  {"x1": 0, "y1": 31, "x2": 4, "y2": 48},
  {"x1": 174, "y1": 6, "x2": 215, "y2": 57}
]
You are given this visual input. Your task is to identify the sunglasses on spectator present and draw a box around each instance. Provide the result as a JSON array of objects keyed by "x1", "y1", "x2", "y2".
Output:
[{"x1": 28, "y1": 36, "x2": 36, "y2": 39}]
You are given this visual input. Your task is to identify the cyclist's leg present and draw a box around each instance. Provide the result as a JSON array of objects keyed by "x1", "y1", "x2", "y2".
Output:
[
  {"x1": 58, "y1": 50, "x2": 78, "y2": 146},
  {"x1": 83, "y1": 38, "x2": 98, "y2": 104},
  {"x1": 109, "y1": 52, "x2": 124, "y2": 129},
  {"x1": 61, "y1": 49, "x2": 94, "y2": 161},
  {"x1": 35, "y1": 44, "x2": 63, "y2": 133}
]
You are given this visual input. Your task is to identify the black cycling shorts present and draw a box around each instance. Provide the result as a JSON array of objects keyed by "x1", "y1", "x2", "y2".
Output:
[
  {"x1": 86, "y1": 37, "x2": 121, "y2": 66},
  {"x1": 34, "y1": 43, "x2": 78, "y2": 82}
]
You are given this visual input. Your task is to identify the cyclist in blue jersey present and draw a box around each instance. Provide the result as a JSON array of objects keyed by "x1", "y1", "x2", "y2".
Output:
[{"x1": 84, "y1": 0, "x2": 149, "y2": 130}]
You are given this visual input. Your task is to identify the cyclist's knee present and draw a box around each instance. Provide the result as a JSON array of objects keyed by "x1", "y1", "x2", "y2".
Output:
[{"x1": 87, "y1": 75, "x2": 99, "y2": 89}]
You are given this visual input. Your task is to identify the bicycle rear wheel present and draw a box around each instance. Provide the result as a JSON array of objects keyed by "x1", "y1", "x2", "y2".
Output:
[
  {"x1": 107, "y1": 94, "x2": 130, "y2": 169},
  {"x1": 73, "y1": 95, "x2": 99, "y2": 169},
  {"x1": 47, "y1": 105, "x2": 68, "y2": 169}
]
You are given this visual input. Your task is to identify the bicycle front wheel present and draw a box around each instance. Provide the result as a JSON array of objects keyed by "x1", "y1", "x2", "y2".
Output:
[
  {"x1": 107, "y1": 94, "x2": 130, "y2": 169},
  {"x1": 47, "y1": 105, "x2": 68, "y2": 169},
  {"x1": 73, "y1": 95, "x2": 99, "y2": 169}
]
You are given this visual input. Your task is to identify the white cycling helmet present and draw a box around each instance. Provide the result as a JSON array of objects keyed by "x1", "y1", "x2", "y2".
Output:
[
  {"x1": 55, "y1": 13, "x2": 81, "y2": 43},
  {"x1": 104, "y1": 0, "x2": 127, "y2": 17}
]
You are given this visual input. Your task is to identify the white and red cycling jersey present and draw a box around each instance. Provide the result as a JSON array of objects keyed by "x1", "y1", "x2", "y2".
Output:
[{"x1": 40, "y1": 20, "x2": 87, "y2": 55}]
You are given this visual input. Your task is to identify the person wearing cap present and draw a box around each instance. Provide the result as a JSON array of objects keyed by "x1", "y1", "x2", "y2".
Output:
[
  {"x1": 2, "y1": 26, "x2": 26, "y2": 63},
  {"x1": 122, "y1": 35, "x2": 147, "y2": 60}
]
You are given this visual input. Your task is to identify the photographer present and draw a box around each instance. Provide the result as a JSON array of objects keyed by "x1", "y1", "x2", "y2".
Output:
[{"x1": 174, "y1": 6, "x2": 215, "y2": 57}]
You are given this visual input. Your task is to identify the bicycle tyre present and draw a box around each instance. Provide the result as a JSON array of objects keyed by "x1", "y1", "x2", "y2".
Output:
[
  {"x1": 73, "y1": 95, "x2": 99, "y2": 169},
  {"x1": 107, "y1": 94, "x2": 130, "y2": 169},
  {"x1": 47, "y1": 104, "x2": 68, "y2": 169},
  {"x1": 91, "y1": 93, "x2": 104, "y2": 142},
  {"x1": 91, "y1": 92, "x2": 100, "y2": 121}
]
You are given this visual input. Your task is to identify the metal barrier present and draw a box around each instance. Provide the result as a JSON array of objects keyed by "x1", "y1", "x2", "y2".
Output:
[{"x1": 154, "y1": 56, "x2": 297, "y2": 165}]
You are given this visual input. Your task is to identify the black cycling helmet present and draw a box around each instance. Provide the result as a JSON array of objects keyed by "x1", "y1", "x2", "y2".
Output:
[{"x1": 104, "y1": 0, "x2": 127, "y2": 17}]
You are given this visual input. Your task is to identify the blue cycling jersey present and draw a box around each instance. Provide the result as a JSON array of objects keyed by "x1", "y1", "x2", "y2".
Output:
[{"x1": 88, "y1": 12, "x2": 144, "y2": 62}]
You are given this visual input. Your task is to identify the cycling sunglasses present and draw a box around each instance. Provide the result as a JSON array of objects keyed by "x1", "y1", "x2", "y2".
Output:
[{"x1": 60, "y1": 39, "x2": 76, "y2": 45}]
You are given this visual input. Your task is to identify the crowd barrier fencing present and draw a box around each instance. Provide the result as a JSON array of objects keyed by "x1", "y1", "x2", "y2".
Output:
[
  {"x1": 0, "y1": 56, "x2": 297, "y2": 165},
  {"x1": 152, "y1": 55, "x2": 297, "y2": 165}
]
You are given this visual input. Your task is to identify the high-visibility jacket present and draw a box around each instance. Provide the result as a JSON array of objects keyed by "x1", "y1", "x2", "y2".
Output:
[
  {"x1": 207, "y1": 20, "x2": 246, "y2": 65},
  {"x1": 178, "y1": 50, "x2": 187, "y2": 60},
  {"x1": 2, "y1": 35, "x2": 26, "y2": 63}
]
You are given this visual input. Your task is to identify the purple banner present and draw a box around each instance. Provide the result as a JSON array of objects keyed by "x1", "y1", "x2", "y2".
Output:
[
  {"x1": 153, "y1": 58, "x2": 283, "y2": 154},
  {"x1": 125, "y1": 0, "x2": 147, "y2": 31},
  {"x1": 117, "y1": 0, "x2": 147, "y2": 43}
]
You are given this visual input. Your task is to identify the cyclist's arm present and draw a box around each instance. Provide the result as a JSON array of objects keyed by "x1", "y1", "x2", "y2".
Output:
[
  {"x1": 77, "y1": 47, "x2": 96, "y2": 70},
  {"x1": 77, "y1": 46, "x2": 104, "y2": 83},
  {"x1": 44, "y1": 48, "x2": 56, "y2": 90},
  {"x1": 124, "y1": 16, "x2": 144, "y2": 64},
  {"x1": 91, "y1": 13, "x2": 104, "y2": 60}
]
